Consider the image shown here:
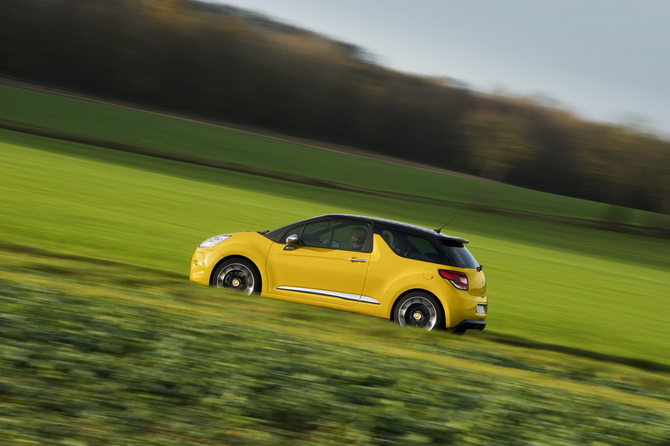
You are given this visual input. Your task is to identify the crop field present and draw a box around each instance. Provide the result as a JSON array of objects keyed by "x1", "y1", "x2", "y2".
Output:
[{"x1": 1, "y1": 83, "x2": 670, "y2": 443}]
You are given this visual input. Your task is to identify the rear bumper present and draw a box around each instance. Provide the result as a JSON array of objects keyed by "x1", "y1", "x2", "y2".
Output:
[{"x1": 452, "y1": 319, "x2": 486, "y2": 332}]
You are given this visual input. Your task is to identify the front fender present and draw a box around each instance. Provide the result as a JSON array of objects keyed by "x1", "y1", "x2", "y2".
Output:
[{"x1": 189, "y1": 232, "x2": 273, "y2": 288}]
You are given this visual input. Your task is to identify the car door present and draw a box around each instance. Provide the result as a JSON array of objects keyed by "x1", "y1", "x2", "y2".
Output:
[{"x1": 266, "y1": 218, "x2": 372, "y2": 307}]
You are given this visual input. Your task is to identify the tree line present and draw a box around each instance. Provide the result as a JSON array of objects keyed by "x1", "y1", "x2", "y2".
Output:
[{"x1": 2, "y1": 0, "x2": 668, "y2": 215}]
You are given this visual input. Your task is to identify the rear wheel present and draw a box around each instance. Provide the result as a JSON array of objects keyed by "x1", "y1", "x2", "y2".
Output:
[
  {"x1": 394, "y1": 292, "x2": 443, "y2": 331},
  {"x1": 212, "y1": 259, "x2": 261, "y2": 295}
]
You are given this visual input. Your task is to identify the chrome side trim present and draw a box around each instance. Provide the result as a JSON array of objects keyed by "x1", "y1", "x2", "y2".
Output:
[
  {"x1": 277, "y1": 286, "x2": 380, "y2": 305},
  {"x1": 359, "y1": 296, "x2": 381, "y2": 305}
]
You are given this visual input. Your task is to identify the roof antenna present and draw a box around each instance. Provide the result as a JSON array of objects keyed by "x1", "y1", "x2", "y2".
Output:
[{"x1": 435, "y1": 216, "x2": 457, "y2": 234}]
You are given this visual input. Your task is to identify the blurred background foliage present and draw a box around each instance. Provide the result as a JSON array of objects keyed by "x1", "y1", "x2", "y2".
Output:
[
  {"x1": 2, "y1": 0, "x2": 668, "y2": 215},
  {"x1": 2, "y1": 253, "x2": 670, "y2": 445}
]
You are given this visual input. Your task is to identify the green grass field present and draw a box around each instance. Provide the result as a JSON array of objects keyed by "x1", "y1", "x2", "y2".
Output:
[
  {"x1": 2, "y1": 249, "x2": 670, "y2": 444},
  {"x1": 5, "y1": 82, "x2": 666, "y2": 227},
  {"x1": 1, "y1": 83, "x2": 670, "y2": 443}
]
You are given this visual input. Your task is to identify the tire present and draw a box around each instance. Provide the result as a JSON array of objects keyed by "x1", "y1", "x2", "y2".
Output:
[
  {"x1": 212, "y1": 259, "x2": 261, "y2": 295},
  {"x1": 394, "y1": 292, "x2": 443, "y2": 331}
]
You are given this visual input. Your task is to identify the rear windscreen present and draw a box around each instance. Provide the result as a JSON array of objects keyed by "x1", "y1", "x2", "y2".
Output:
[
  {"x1": 379, "y1": 227, "x2": 479, "y2": 269},
  {"x1": 438, "y1": 241, "x2": 479, "y2": 269}
]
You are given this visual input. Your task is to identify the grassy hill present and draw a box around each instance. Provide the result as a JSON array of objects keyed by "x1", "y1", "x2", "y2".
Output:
[
  {"x1": 2, "y1": 249, "x2": 670, "y2": 444},
  {"x1": 1, "y1": 83, "x2": 670, "y2": 443}
]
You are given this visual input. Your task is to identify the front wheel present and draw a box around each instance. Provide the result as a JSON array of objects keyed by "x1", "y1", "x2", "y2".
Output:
[
  {"x1": 212, "y1": 259, "x2": 261, "y2": 295},
  {"x1": 394, "y1": 292, "x2": 443, "y2": 331}
]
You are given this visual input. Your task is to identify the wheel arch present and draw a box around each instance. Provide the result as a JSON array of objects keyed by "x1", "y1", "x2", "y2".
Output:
[
  {"x1": 209, "y1": 255, "x2": 262, "y2": 288},
  {"x1": 390, "y1": 288, "x2": 448, "y2": 330}
]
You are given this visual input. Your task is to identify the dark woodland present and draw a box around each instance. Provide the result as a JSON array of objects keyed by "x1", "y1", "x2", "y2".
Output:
[{"x1": 2, "y1": 0, "x2": 668, "y2": 214}]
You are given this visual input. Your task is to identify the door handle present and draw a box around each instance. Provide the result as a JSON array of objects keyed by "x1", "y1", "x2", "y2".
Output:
[{"x1": 347, "y1": 258, "x2": 366, "y2": 263}]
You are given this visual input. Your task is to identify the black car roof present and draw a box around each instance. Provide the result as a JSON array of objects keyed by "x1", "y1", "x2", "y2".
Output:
[{"x1": 315, "y1": 214, "x2": 469, "y2": 244}]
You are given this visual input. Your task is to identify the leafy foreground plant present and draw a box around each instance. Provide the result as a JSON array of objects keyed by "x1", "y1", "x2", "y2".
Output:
[{"x1": 1, "y1": 256, "x2": 670, "y2": 445}]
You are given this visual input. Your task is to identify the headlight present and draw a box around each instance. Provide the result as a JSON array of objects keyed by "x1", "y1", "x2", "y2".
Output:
[{"x1": 199, "y1": 234, "x2": 230, "y2": 248}]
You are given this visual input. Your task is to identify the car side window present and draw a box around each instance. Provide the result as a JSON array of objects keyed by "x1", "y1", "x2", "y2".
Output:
[
  {"x1": 382, "y1": 229, "x2": 413, "y2": 257},
  {"x1": 381, "y1": 230, "x2": 394, "y2": 248},
  {"x1": 300, "y1": 219, "x2": 370, "y2": 252},
  {"x1": 407, "y1": 235, "x2": 440, "y2": 262},
  {"x1": 381, "y1": 228, "x2": 439, "y2": 262},
  {"x1": 278, "y1": 223, "x2": 304, "y2": 243}
]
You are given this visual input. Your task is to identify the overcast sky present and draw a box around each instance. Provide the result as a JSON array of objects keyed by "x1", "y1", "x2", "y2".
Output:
[{"x1": 209, "y1": 0, "x2": 669, "y2": 136}]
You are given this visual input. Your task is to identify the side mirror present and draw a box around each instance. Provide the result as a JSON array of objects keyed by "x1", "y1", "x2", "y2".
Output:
[{"x1": 284, "y1": 234, "x2": 299, "y2": 251}]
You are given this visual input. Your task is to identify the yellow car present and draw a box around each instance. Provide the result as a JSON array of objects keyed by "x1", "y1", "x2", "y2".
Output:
[{"x1": 189, "y1": 214, "x2": 487, "y2": 332}]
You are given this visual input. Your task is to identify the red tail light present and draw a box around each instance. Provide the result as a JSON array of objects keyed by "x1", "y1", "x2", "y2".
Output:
[{"x1": 439, "y1": 270, "x2": 469, "y2": 291}]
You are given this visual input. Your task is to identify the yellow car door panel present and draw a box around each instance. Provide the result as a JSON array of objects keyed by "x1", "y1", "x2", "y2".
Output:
[{"x1": 266, "y1": 243, "x2": 371, "y2": 307}]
